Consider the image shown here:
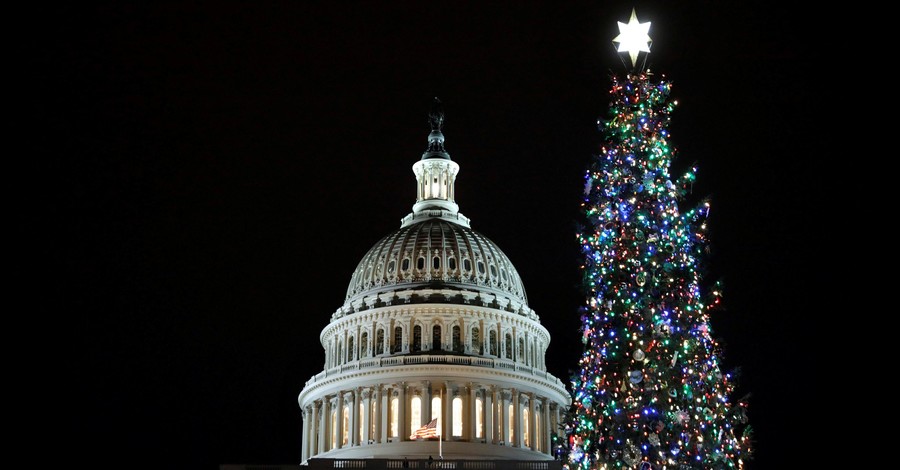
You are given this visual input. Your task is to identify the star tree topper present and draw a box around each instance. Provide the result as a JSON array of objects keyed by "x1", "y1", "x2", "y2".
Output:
[{"x1": 613, "y1": 9, "x2": 652, "y2": 67}]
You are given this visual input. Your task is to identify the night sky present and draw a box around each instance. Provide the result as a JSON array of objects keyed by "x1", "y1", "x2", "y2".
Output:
[{"x1": 38, "y1": 1, "x2": 817, "y2": 468}]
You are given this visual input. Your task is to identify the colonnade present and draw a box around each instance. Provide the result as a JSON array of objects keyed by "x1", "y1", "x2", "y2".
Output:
[{"x1": 301, "y1": 381, "x2": 562, "y2": 462}]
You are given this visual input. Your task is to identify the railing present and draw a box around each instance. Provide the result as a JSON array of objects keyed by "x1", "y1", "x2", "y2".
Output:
[
  {"x1": 307, "y1": 460, "x2": 561, "y2": 470},
  {"x1": 305, "y1": 356, "x2": 566, "y2": 391}
]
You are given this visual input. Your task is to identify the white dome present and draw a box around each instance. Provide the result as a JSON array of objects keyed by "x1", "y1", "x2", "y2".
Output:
[{"x1": 342, "y1": 219, "x2": 530, "y2": 317}]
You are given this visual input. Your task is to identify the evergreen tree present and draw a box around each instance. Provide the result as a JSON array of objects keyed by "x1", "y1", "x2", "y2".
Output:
[{"x1": 564, "y1": 60, "x2": 752, "y2": 470}]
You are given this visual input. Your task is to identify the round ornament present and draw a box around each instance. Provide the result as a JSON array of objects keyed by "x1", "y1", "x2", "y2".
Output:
[
  {"x1": 648, "y1": 433, "x2": 661, "y2": 447},
  {"x1": 629, "y1": 370, "x2": 643, "y2": 384},
  {"x1": 636, "y1": 272, "x2": 647, "y2": 286},
  {"x1": 633, "y1": 349, "x2": 646, "y2": 361}
]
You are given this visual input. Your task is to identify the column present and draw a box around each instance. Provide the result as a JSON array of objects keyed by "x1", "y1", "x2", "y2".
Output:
[
  {"x1": 379, "y1": 386, "x2": 389, "y2": 443},
  {"x1": 484, "y1": 386, "x2": 494, "y2": 444},
  {"x1": 359, "y1": 389, "x2": 372, "y2": 446},
  {"x1": 301, "y1": 406, "x2": 309, "y2": 461},
  {"x1": 512, "y1": 389, "x2": 522, "y2": 447},
  {"x1": 423, "y1": 381, "x2": 432, "y2": 422},
  {"x1": 500, "y1": 389, "x2": 510, "y2": 446},
  {"x1": 542, "y1": 399, "x2": 552, "y2": 455},
  {"x1": 335, "y1": 393, "x2": 344, "y2": 449},
  {"x1": 528, "y1": 392, "x2": 536, "y2": 451},
  {"x1": 443, "y1": 381, "x2": 452, "y2": 439},
  {"x1": 466, "y1": 383, "x2": 476, "y2": 441},
  {"x1": 398, "y1": 382, "x2": 407, "y2": 441},
  {"x1": 349, "y1": 390, "x2": 359, "y2": 446},
  {"x1": 319, "y1": 398, "x2": 329, "y2": 454}
]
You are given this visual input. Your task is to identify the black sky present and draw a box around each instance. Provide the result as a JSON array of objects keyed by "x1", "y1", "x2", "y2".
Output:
[{"x1": 36, "y1": 1, "x2": 817, "y2": 468}]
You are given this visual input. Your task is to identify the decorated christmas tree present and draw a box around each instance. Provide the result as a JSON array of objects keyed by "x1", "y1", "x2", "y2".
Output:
[{"x1": 564, "y1": 10, "x2": 752, "y2": 469}]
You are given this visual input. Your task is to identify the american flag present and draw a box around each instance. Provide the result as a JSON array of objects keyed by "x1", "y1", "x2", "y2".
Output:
[{"x1": 409, "y1": 418, "x2": 439, "y2": 439}]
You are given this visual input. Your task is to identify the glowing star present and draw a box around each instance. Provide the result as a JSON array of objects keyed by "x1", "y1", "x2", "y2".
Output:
[{"x1": 613, "y1": 9, "x2": 652, "y2": 67}]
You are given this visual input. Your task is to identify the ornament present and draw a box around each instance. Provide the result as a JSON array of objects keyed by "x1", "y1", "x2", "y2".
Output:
[
  {"x1": 640, "y1": 463, "x2": 652, "y2": 470},
  {"x1": 633, "y1": 349, "x2": 646, "y2": 361},
  {"x1": 629, "y1": 370, "x2": 643, "y2": 384},
  {"x1": 668, "y1": 388, "x2": 677, "y2": 398},
  {"x1": 636, "y1": 272, "x2": 647, "y2": 286},
  {"x1": 635, "y1": 229, "x2": 645, "y2": 240},
  {"x1": 648, "y1": 433, "x2": 660, "y2": 447},
  {"x1": 623, "y1": 444, "x2": 641, "y2": 466},
  {"x1": 675, "y1": 410, "x2": 689, "y2": 424},
  {"x1": 648, "y1": 233, "x2": 658, "y2": 243}
]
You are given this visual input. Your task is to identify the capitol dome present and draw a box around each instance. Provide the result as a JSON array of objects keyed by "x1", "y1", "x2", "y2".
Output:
[{"x1": 298, "y1": 99, "x2": 568, "y2": 464}]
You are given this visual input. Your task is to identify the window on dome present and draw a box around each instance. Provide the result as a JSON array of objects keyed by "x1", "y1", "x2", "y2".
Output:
[
  {"x1": 452, "y1": 325, "x2": 462, "y2": 353},
  {"x1": 342, "y1": 405, "x2": 350, "y2": 445},
  {"x1": 522, "y1": 406, "x2": 529, "y2": 447},
  {"x1": 417, "y1": 257, "x2": 425, "y2": 271},
  {"x1": 402, "y1": 258, "x2": 410, "y2": 271},
  {"x1": 411, "y1": 396, "x2": 422, "y2": 432},
  {"x1": 477, "y1": 260, "x2": 485, "y2": 275},
  {"x1": 472, "y1": 326, "x2": 481, "y2": 354},
  {"x1": 388, "y1": 260, "x2": 396, "y2": 273},
  {"x1": 463, "y1": 258, "x2": 471, "y2": 272},
  {"x1": 431, "y1": 325, "x2": 441, "y2": 351},
  {"x1": 376, "y1": 329, "x2": 385, "y2": 355},
  {"x1": 432, "y1": 256, "x2": 440, "y2": 270},
  {"x1": 393, "y1": 327, "x2": 403, "y2": 353},
  {"x1": 331, "y1": 410, "x2": 337, "y2": 450},
  {"x1": 361, "y1": 332, "x2": 369, "y2": 358},
  {"x1": 448, "y1": 257, "x2": 456, "y2": 271},
  {"x1": 475, "y1": 397, "x2": 484, "y2": 438},
  {"x1": 413, "y1": 325, "x2": 422, "y2": 352},
  {"x1": 507, "y1": 403, "x2": 514, "y2": 443},
  {"x1": 348, "y1": 336, "x2": 355, "y2": 362},
  {"x1": 390, "y1": 397, "x2": 399, "y2": 438},
  {"x1": 489, "y1": 330, "x2": 497, "y2": 356},
  {"x1": 518, "y1": 338, "x2": 525, "y2": 362},
  {"x1": 501, "y1": 268, "x2": 507, "y2": 281},
  {"x1": 505, "y1": 333, "x2": 513, "y2": 360},
  {"x1": 452, "y1": 397, "x2": 463, "y2": 437},
  {"x1": 490, "y1": 265, "x2": 497, "y2": 277},
  {"x1": 432, "y1": 396, "x2": 442, "y2": 422}
]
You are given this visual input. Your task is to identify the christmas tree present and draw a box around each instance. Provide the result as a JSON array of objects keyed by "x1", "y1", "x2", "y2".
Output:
[{"x1": 564, "y1": 11, "x2": 752, "y2": 469}]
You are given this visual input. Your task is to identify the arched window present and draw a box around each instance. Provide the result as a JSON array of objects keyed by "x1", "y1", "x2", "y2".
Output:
[
  {"x1": 390, "y1": 397, "x2": 399, "y2": 438},
  {"x1": 475, "y1": 397, "x2": 484, "y2": 438},
  {"x1": 342, "y1": 405, "x2": 350, "y2": 445},
  {"x1": 505, "y1": 333, "x2": 513, "y2": 359},
  {"x1": 432, "y1": 325, "x2": 441, "y2": 351},
  {"x1": 348, "y1": 336, "x2": 355, "y2": 362},
  {"x1": 522, "y1": 406, "x2": 529, "y2": 447},
  {"x1": 452, "y1": 325, "x2": 462, "y2": 353},
  {"x1": 413, "y1": 325, "x2": 422, "y2": 352},
  {"x1": 489, "y1": 330, "x2": 498, "y2": 356},
  {"x1": 361, "y1": 332, "x2": 369, "y2": 358},
  {"x1": 376, "y1": 329, "x2": 384, "y2": 355},
  {"x1": 463, "y1": 258, "x2": 471, "y2": 272},
  {"x1": 448, "y1": 257, "x2": 457, "y2": 271},
  {"x1": 518, "y1": 337, "x2": 525, "y2": 362},
  {"x1": 472, "y1": 326, "x2": 481, "y2": 354},
  {"x1": 452, "y1": 397, "x2": 463, "y2": 437},
  {"x1": 411, "y1": 396, "x2": 422, "y2": 433},
  {"x1": 417, "y1": 256, "x2": 425, "y2": 270},
  {"x1": 432, "y1": 396, "x2": 442, "y2": 422},
  {"x1": 393, "y1": 327, "x2": 403, "y2": 353},
  {"x1": 338, "y1": 339, "x2": 344, "y2": 365},
  {"x1": 331, "y1": 409, "x2": 337, "y2": 450},
  {"x1": 507, "y1": 403, "x2": 514, "y2": 444}
]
